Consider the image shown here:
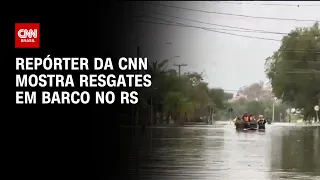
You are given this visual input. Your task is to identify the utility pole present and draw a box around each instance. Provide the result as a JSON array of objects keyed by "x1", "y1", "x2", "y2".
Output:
[
  {"x1": 315, "y1": 105, "x2": 319, "y2": 123},
  {"x1": 288, "y1": 104, "x2": 292, "y2": 123},
  {"x1": 136, "y1": 45, "x2": 144, "y2": 126},
  {"x1": 174, "y1": 63, "x2": 187, "y2": 77},
  {"x1": 133, "y1": 45, "x2": 141, "y2": 126},
  {"x1": 150, "y1": 97, "x2": 153, "y2": 127},
  {"x1": 272, "y1": 102, "x2": 275, "y2": 122},
  {"x1": 209, "y1": 107, "x2": 212, "y2": 125},
  {"x1": 272, "y1": 97, "x2": 275, "y2": 123}
]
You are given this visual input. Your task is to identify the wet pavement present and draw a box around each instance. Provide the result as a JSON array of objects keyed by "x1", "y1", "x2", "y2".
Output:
[{"x1": 120, "y1": 122, "x2": 320, "y2": 180}]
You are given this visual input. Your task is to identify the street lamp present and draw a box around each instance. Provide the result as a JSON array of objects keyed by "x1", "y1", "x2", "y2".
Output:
[{"x1": 314, "y1": 105, "x2": 319, "y2": 122}]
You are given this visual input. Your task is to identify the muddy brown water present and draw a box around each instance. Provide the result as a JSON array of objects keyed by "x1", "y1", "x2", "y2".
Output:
[{"x1": 119, "y1": 122, "x2": 320, "y2": 180}]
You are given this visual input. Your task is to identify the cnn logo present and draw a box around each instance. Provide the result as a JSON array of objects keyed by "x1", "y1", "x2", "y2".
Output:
[
  {"x1": 18, "y1": 29, "x2": 37, "y2": 38},
  {"x1": 15, "y1": 23, "x2": 40, "y2": 48}
]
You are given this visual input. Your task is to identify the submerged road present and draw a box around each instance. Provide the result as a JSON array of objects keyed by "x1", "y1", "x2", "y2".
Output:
[{"x1": 120, "y1": 122, "x2": 320, "y2": 180}]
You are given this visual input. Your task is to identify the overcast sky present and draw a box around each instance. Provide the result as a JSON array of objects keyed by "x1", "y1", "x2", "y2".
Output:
[{"x1": 129, "y1": 1, "x2": 320, "y2": 93}]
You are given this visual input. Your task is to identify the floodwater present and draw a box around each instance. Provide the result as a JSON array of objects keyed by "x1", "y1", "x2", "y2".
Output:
[{"x1": 120, "y1": 122, "x2": 320, "y2": 180}]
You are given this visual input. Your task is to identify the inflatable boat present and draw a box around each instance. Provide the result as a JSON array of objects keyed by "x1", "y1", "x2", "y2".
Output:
[{"x1": 235, "y1": 120, "x2": 258, "y2": 131}]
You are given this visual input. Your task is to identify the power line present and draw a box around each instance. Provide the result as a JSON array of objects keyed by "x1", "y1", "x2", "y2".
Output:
[
  {"x1": 271, "y1": 50, "x2": 320, "y2": 53},
  {"x1": 280, "y1": 71, "x2": 320, "y2": 74},
  {"x1": 212, "y1": 1, "x2": 320, "y2": 7},
  {"x1": 275, "y1": 60, "x2": 320, "y2": 63},
  {"x1": 135, "y1": 18, "x2": 320, "y2": 51},
  {"x1": 196, "y1": 27, "x2": 287, "y2": 34},
  {"x1": 135, "y1": 13, "x2": 320, "y2": 50},
  {"x1": 140, "y1": 15, "x2": 283, "y2": 41},
  {"x1": 145, "y1": 11, "x2": 317, "y2": 36},
  {"x1": 135, "y1": 19, "x2": 281, "y2": 41},
  {"x1": 145, "y1": 13, "x2": 283, "y2": 34},
  {"x1": 139, "y1": 14, "x2": 283, "y2": 35},
  {"x1": 223, "y1": 89, "x2": 239, "y2": 92},
  {"x1": 135, "y1": 19, "x2": 320, "y2": 52},
  {"x1": 148, "y1": 2, "x2": 319, "y2": 22}
]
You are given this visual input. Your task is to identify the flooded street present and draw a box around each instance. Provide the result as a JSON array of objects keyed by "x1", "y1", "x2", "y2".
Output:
[{"x1": 120, "y1": 122, "x2": 320, "y2": 180}]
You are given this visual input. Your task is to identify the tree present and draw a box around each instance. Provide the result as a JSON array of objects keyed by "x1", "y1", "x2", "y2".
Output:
[
  {"x1": 229, "y1": 97, "x2": 288, "y2": 121},
  {"x1": 246, "y1": 101, "x2": 265, "y2": 116},
  {"x1": 265, "y1": 22, "x2": 320, "y2": 118},
  {"x1": 223, "y1": 92, "x2": 234, "y2": 101},
  {"x1": 138, "y1": 59, "x2": 172, "y2": 125},
  {"x1": 136, "y1": 57, "x2": 236, "y2": 125},
  {"x1": 238, "y1": 82, "x2": 273, "y2": 101},
  {"x1": 208, "y1": 88, "x2": 225, "y2": 109}
]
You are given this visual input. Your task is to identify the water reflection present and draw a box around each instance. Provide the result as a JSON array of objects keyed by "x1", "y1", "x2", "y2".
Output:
[
  {"x1": 139, "y1": 127, "x2": 226, "y2": 179},
  {"x1": 119, "y1": 124, "x2": 320, "y2": 179},
  {"x1": 268, "y1": 126, "x2": 320, "y2": 179}
]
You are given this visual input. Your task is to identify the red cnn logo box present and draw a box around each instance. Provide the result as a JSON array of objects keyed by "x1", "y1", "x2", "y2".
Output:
[{"x1": 15, "y1": 23, "x2": 40, "y2": 48}]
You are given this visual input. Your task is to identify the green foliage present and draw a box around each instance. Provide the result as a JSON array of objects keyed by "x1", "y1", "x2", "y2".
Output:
[
  {"x1": 138, "y1": 59, "x2": 233, "y2": 123},
  {"x1": 208, "y1": 88, "x2": 226, "y2": 109},
  {"x1": 246, "y1": 101, "x2": 265, "y2": 115},
  {"x1": 229, "y1": 98, "x2": 288, "y2": 121},
  {"x1": 265, "y1": 22, "x2": 320, "y2": 118}
]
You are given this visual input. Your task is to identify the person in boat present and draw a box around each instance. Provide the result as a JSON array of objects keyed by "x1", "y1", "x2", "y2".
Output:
[
  {"x1": 257, "y1": 115, "x2": 266, "y2": 129},
  {"x1": 249, "y1": 115, "x2": 254, "y2": 122},
  {"x1": 233, "y1": 116, "x2": 241, "y2": 125},
  {"x1": 233, "y1": 116, "x2": 237, "y2": 124},
  {"x1": 242, "y1": 113, "x2": 249, "y2": 121},
  {"x1": 242, "y1": 113, "x2": 250, "y2": 128},
  {"x1": 250, "y1": 115, "x2": 259, "y2": 128}
]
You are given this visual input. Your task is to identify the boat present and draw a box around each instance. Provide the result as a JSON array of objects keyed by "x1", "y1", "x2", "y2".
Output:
[{"x1": 235, "y1": 120, "x2": 258, "y2": 131}]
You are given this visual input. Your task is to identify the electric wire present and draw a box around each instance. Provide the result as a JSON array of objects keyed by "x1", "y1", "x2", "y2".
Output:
[
  {"x1": 144, "y1": 11, "x2": 319, "y2": 36},
  {"x1": 212, "y1": 1, "x2": 320, "y2": 7},
  {"x1": 135, "y1": 19, "x2": 281, "y2": 41},
  {"x1": 147, "y1": 2, "x2": 319, "y2": 22},
  {"x1": 134, "y1": 18, "x2": 320, "y2": 53}
]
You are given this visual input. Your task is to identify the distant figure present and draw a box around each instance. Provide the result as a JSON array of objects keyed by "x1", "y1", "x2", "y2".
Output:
[
  {"x1": 249, "y1": 115, "x2": 256, "y2": 122},
  {"x1": 233, "y1": 116, "x2": 237, "y2": 123},
  {"x1": 242, "y1": 113, "x2": 250, "y2": 129},
  {"x1": 233, "y1": 116, "x2": 240, "y2": 125},
  {"x1": 257, "y1": 115, "x2": 266, "y2": 130}
]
